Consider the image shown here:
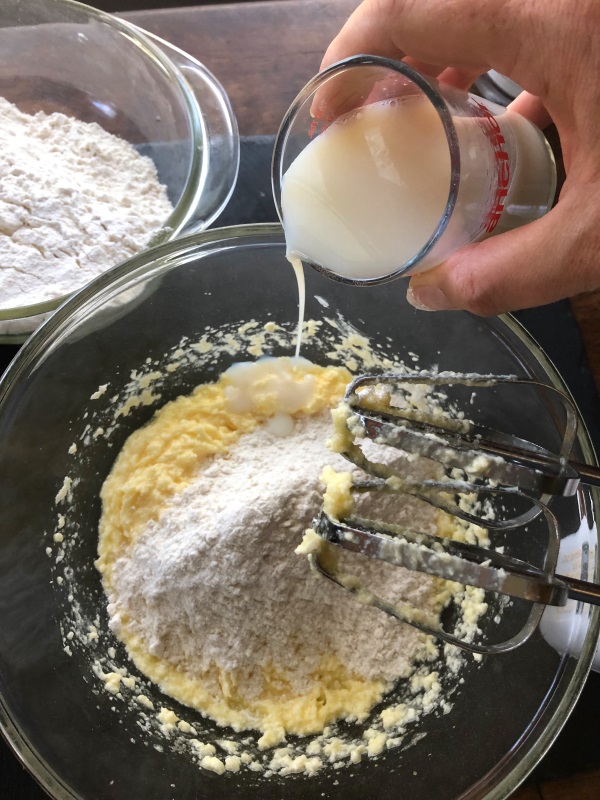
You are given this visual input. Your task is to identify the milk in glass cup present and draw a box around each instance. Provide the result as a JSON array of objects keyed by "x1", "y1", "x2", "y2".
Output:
[{"x1": 272, "y1": 55, "x2": 557, "y2": 285}]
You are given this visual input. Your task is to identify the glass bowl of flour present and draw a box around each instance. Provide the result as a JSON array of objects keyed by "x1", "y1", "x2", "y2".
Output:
[
  {"x1": 0, "y1": 0, "x2": 239, "y2": 342},
  {"x1": 0, "y1": 223, "x2": 598, "y2": 800}
]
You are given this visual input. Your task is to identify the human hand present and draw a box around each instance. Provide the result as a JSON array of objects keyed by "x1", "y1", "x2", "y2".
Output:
[{"x1": 321, "y1": 0, "x2": 600, "y2": 315}]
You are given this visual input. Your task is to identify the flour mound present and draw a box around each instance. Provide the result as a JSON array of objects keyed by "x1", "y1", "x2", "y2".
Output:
[
  {"x1": 0, "y1": 96, "x2": 174, "y2": 309},
  {"x1": 107, "y1": 411, "x2": 442, "y2": 699}
]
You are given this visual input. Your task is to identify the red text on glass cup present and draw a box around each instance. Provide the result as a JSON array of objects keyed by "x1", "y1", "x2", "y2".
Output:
[{"x1": 470, "y1": 98, "x2": 510, "y2": 233}]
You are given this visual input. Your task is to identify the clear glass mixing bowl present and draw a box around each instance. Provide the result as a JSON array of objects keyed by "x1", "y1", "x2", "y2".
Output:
[
  {"x1": 0, "y1": 0, "x2": 239, "y2": 343},
  {"x1": 0, "y1": 223, "x2": 598, "y2": 800}
]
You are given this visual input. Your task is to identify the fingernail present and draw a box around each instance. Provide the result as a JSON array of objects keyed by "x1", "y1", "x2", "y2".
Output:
[{"x1": 407, "y1": 285, "x2": 454, "y2": 311}]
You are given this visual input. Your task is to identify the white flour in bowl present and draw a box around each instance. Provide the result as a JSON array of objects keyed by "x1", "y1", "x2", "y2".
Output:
[
  {"x1": 0, "y1": 96, "x2": 173, "y2": 311},
  {"x1": 106, "y1": 411, "x2": 441, "y2": 702}
]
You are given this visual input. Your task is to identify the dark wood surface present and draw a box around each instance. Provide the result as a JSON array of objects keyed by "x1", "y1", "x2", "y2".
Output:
[
  {"x1": 120, "y1": 4, "x2": 600, "y2": 799},
  {"x1": 124, "y1": 0, "x2": 360, "y2": 137},
  {"x1": 2, "y1": 2, "x2": 599, "y2": 799}
]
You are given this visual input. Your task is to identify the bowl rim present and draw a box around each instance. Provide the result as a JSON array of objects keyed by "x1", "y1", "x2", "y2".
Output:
[
  {"x1": 0, "y1": 221, "x2": 599, "y2": 800},
  {"x1": 0, "y1": 0, "x2": 237, "y2": 326}
]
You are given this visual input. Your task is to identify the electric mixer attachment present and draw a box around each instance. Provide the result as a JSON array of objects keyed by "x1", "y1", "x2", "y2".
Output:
[{"x1": 309, "y1": 372, "x2": 600, "y2": 655}]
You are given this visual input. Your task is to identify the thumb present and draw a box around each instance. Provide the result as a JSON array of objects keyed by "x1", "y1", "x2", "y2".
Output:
[{"x1": 405, "y1": 191, "x2": 597, "y2": 315}]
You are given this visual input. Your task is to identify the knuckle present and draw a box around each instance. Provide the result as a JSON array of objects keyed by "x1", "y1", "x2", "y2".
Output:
[{"x1": 450, "y1": 267, "x2": 503, "y2": 316}]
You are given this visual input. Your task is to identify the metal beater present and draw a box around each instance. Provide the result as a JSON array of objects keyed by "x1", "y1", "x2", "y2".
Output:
[{"x1": 309, "y1": 372, "x2": 600, "y2": 655}]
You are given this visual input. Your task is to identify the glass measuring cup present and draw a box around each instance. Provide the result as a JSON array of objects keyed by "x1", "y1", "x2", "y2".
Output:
[{"x1": 272, "y1": 55, "x2": 557, "y2": 285}]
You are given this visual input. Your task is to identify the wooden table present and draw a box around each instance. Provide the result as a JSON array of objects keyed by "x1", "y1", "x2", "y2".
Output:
[{"x1": 115, "y1": 3, "x2": 600, "y2": 799}]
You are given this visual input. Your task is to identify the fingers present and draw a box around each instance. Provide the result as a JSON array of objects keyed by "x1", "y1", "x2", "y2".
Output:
[
  {"x1": 405, "y1": 194, "x2": 598, "y2": 315},
  {"x1": 321, "y1": 0, "x2": 409, "y2": 69},
  {"x1": 401, "y1": 57, "x2": 446, "y2": 79},
  {"x1": 508, "y1": 92, "x2": 552, "y2": 130},
  {"x1": 402, "y1": 62, "x2": 484, "y2": 91},
  {"x1": 309, "y1": 63, "x2": 389, "y2": 121},
  {"x1": 436, "y1": 67, "x2": 484, "y2": 92},
  {"x1": 308, "y1": 57, "x2": 460, "y2": 126},
  {"x1": 321, "y1": 0, "x2": 520, "y2": 76}
]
